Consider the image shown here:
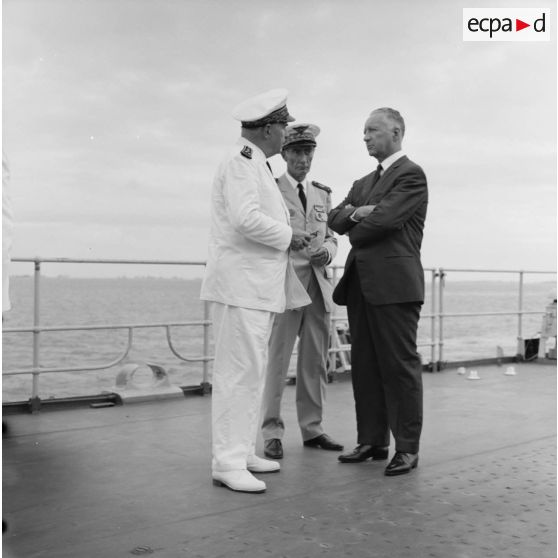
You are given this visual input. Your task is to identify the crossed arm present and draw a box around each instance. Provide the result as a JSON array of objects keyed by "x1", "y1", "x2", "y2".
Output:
[{"x1": 328, "y1": 169, "x2": 427, "y2": 248}]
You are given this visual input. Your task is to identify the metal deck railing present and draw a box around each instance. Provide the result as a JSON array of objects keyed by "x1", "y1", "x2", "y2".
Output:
[{"x1": 2, "y1": 257, "x2": 556, "y2": 410}]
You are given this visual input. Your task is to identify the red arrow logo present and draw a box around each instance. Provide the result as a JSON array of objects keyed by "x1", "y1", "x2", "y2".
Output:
[{"x1": 516, "y1": 19, "x2": 530, "y2": 31}]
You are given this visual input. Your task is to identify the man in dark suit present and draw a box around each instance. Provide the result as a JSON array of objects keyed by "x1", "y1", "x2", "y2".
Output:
[{"x1": 328, "y1": 107, "x2": 428, "y2": 476}]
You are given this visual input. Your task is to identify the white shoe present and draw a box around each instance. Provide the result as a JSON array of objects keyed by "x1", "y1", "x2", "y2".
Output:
[
  {"x1": 246, "y1": 454, "x2": 281, "y2": 474},
  {"x1": 212, "y1": 470, "x2": 266, "y2": 493}
]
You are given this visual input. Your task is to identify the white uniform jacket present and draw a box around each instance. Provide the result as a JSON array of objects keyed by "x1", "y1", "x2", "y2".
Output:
[
  {"x1": 200, "y1": 139, "x2": 294, "y2": 313},
  {"x1": 276, "y1": 174, "x2": 337, "y2": 312}
]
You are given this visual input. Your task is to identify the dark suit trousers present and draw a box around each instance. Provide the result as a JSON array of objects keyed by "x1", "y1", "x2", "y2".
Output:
[{"x1": 346, "y1": 267, "x2": 423, "y2": 454}]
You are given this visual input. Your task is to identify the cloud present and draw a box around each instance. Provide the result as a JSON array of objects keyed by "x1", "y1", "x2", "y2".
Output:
[{"x1": 3, "y1": 0, "x2": 556, "y2": 276}]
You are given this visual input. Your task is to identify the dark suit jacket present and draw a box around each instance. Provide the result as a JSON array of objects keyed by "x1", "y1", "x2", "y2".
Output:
[{"x1": 328, "y1": 155, "x2": 428, "y2": 306}]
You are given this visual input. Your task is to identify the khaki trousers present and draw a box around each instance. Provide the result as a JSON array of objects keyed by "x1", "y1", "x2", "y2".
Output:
[{"x1": 261, "y1": 274, "x2": 330, "y2": 442}]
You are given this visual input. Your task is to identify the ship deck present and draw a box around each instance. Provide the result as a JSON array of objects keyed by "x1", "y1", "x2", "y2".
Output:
[{"x1": 2, "y1": 360, "x2": 556, "y2": 558}]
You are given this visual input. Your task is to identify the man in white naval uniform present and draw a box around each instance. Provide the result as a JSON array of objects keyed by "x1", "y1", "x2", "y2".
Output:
[
  {"x1": 261, "y1": 124, "x2": 343, "y2": 459},
  {"x1": 200, "y1": 89, "x2": 312, "y2": 493}
]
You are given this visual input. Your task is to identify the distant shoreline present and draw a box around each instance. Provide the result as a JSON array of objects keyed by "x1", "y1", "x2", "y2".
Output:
[{"x1": 7, "y1": 274, "x2": 556, "y2": 286}]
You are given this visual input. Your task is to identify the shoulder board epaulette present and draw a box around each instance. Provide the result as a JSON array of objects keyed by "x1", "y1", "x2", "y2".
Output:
[
  {"x1": 311, "y1": 181, "x2": 331, "y2": 194},
  {"x1": 240, "y1": 146, "x2": 252, "y2": 159}
]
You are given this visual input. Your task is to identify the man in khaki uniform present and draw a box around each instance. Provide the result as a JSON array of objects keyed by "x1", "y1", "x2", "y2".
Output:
[{"x1": 261, "y1": 124, "x2": 343, "y2": 459}]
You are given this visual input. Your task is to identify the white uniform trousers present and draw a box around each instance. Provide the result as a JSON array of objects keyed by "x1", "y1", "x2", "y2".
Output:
[
  {"x1": 211, "y1": 302, "x2": 275, "y2": 472},
  {"x1": 261, "y1": 273, "x2": 329, "y2": 442}
]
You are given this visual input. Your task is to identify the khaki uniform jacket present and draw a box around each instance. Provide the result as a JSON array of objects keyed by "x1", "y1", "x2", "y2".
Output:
[{"x1": 276, "y1": 174, "x2": 337, "y2": 312}]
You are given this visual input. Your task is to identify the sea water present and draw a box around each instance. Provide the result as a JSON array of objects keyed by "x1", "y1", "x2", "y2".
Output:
[{"x1": 2, "y1": 276, "x2": 555, "y2": 402}]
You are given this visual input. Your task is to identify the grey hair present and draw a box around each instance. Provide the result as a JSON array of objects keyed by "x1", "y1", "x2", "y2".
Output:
[{"x1": 370, "y1": 107, "x2": 405, "y2": 137}]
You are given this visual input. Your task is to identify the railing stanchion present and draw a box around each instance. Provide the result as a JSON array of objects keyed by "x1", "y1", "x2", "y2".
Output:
[
  {"x1": 30, "y1": 259, "x2": 42, "y2": 412},
  {"x1": 517, "y1": 271, "x2": 524, "y2": 357},
  {"x1": 201, "y1": 300, "x2": 211, "y2": 394},
  {"x1": 437, "y1": 268, "x2": 445, "y2": 369},
  {"x1": 430, "y1": 269, "x2": 437, "y2": 371}
]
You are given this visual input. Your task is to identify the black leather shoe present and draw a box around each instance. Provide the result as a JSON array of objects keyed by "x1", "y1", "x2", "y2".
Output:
[
  {"x1": 264, "y1": 438, "x2": 283, "y2": 459},
  {"x1": 384, "y1": 452, "x2": 418, "y2": 476},
  {"x1": 338, "y1": 444, "x2": 389, "y2": 463},
  {"x1": 303, "y1": 433, "x2": 344, "y2": 451}
]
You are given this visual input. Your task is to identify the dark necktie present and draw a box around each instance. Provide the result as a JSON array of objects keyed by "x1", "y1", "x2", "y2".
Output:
[
  {"x1": 266, "y1": 161, "x2": 273, "y2": 176},
  {"x1": 371, "y1": 164, "x2": 383, "y2": 188},
  {"x1": 297, "y1": 183, "x2": 307, "y2": 212}
]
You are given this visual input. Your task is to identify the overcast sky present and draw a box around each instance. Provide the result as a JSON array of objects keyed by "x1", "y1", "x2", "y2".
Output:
[{"x1": 2, "y1": 0, "x2": 556, "y2": 279}]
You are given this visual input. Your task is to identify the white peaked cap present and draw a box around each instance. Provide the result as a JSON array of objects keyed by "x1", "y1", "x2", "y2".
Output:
[{"x1": 232, "y1": 88, "x2": 295, "y2": 126}]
